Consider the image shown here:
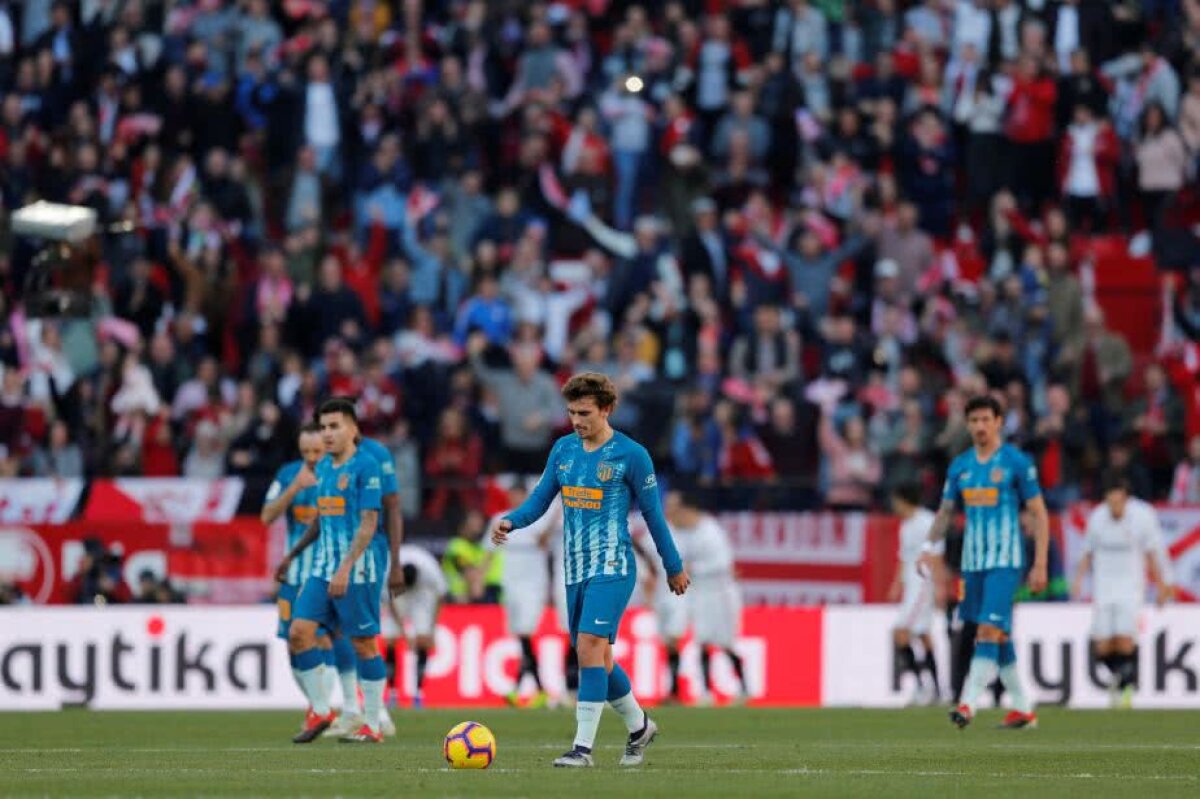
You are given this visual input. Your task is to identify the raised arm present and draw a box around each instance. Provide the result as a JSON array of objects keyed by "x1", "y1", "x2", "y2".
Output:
[{"x1": 261, "y1": 465, "x2": 315, "y2": 524}]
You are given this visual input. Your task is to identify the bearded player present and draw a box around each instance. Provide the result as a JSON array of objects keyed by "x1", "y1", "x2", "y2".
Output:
[
  {"x1": 491, "y1": 372, "x2": 689, "y2": 767},
  {"x1": 920, "y1": 394, "x2": 1048, "y2": 730}
]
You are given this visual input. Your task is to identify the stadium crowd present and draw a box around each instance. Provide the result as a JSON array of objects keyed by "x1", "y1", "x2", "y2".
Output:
[{"x1": 1, "y1": 0, "x2": 1200, "y2": 517}]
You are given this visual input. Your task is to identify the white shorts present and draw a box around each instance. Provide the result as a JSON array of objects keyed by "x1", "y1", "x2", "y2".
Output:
[
  {"x1": 391, "y1": 589, "x2": 439, "y2": 638},
  {"x1": 895, "y1": 581, "x2": 935, "y2": 636},
  {"x1": 1090, "y1": 602, "x2": 1140, "y2": 640},
  {"x1": 504, "y1": 587, "x2": 547, "y2": 636},
  {"x1": 654, "y1": 592, "x2": 689, "y2": 641},
  {"x1": 690, "y1": 579, "x2": 741, "y2": 649}
]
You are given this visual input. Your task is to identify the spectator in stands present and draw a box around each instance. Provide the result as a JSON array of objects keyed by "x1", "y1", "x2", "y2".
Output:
[
  {"x1": 1169, "y1": 435, "x2": 1200, "y2": 504},
  {"x1": 442, "y1": 509, "x2": 501, "y2": 604},
  {"x1": 31, "y1": 419, "x2": 82, "y2": 478},
  {"x1": 1058, "y1": 307, "x2": 1133, "y2": 451},
  {"x1": 818, "y1": 405, "x2": 881, "y2": 512},
  {"x1": 182, "y1": 419, "x2": 226, "y2": 479},
  {"x1": 1127, "y1": 362, "x2": 1186, "y2": 493},
  {"x1": 1059, "y1": 103, "x2": 1120, "y2": 233},
  {"x1": 69, "y1": 540, "x2": 131, "y2": 606},
  {"x1": 1030, "y1": 383, "x2": 1089, "y2": 510},
  {"x1": 424, "y1": 407, "x2": 483, "y2": 520},
  {"x1": 1134, "y1": 101, "x2": 1190, "y2": 240}
]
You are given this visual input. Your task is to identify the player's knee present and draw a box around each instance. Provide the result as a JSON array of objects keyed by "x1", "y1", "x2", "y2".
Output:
[
  {"x1": 415, "y1": 635, "x2": 434, "y2": 650},
  {"x1": 575, "y1": 633, "x2": 607, "y2": 666},
  {"x1": 315, "y1": 633, "x2": 332, "y2": 650},
  {"x1": 350, "y1": 636, "x2": 378, "y2": 659},
  {"x1": 975, "y1": 624, "x2": 1005, "y2": 643},
  {"x1": 893, "y1": 629, "x2": 910, "y2": 647},
  {"x1": 288, "y1": 622, "x2": 313, "y2": 652}
]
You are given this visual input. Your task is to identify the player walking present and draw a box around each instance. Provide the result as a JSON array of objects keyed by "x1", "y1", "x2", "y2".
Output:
[
  {"x1": 491, "y1": 373, "x2": 689, "y2": 767},
  {"x1": 1071, "y1": 472, "x2": 1173, "y2": 708},
  {"x1": 665, "y1": 491, "x2": 746, "y2": 704},
  {"x1": 387, "y1": 544, "x2": 447, "y2": 706},
  {"x1": 920, "y1": 395, "x2": 1048, "y2": 730},
  {"x1": 282, "y1": 399, "x2": 389, "y2": 744},
  {"x1": 889, "y1": 483, "x2": 941, "y2": 706},
  {"x1": 486, "y1": 481, "x2": 560, "y2": 708}
]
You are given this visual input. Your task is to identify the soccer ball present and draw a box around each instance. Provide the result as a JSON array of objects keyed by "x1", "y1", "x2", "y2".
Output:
[{"x1": 443, "y1": 721, "x2": 497, "y2": 769}]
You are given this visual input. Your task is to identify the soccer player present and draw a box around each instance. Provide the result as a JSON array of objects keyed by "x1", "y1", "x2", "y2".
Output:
[
  {"x1": 485, "y1": 481, "x2": 560, "y2": 708},
  {"x1": 262, "y1": 423, "x2": 329, "y2": 716},
  {"x1": 888, "y1": 483, "x2": 941, "y2": 705},
  {"x1": 279, "y1": 398, "x2": 389, "y2": 743},
  {"x1": 1071, "y1": 472, "x2": 1173, "y2": 708},
  {"x1": 491, "y1": 372, "x2": 690, "y2": 767},
  {"x1": 665, "y1": 491, "x2": 746, "y2": 704},
  {"x1": 639, "y1": 536, "x2": 688, "y2": 704},
  {"x1": 919, "y1": 394, "x2": 1048, "y2": 730},
  {"x1": 387, "y1": 543, "x2": 447, "y2": 707}
]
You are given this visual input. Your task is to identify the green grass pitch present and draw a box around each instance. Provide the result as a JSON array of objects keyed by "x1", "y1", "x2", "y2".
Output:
[{"x1": 2, "y1": 707, "x2": 1198, "y2": 798}]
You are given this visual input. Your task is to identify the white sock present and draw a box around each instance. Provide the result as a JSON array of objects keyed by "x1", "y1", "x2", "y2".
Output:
[
  {"x1": 608, "y1": 692, "x2": 646, "y2": 734},
  {"x1": 999, "y1": 664, "x2": 1032, "y2": 714},
  {"x1": 573, "y1": 701, "x2": 605, "y2": 750},
  {"x1": 960, "y1": 656, "x2": 998, "y2": 714},
  {"x1": 361, "y1": 678, "x2": 385, "y2": 734},
  {"x1": 291, "y1": 668, "x2": 305, "y2": 698},
  {"x1": 323, "y1": 667, "x2": 339, "y2": 708},
  {"x1": 296, "y1": 666, "x2": 331, "y2": 716},
  {"x1": 340, "y1": 670, "x2": 362, "y2": 715}
]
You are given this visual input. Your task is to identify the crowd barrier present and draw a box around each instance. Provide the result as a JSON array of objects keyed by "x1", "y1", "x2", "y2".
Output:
[{"x1": 2, "y1": 605, "x2": 1198, "y2": 710}]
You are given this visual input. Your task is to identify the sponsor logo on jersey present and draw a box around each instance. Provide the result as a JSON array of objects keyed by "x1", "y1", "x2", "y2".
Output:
[
  {"x1": 366, "y1": 476, "x2": 380, "y2": 490},
  {"x1": 318, "y1": 497, "x2": 346, "y2": 516},
  {"x1": 292, "y1": 505, "x2": 318, "y2": 524},
  {"x1": 644, "y1": 474, "x2": 657, "y2": 489},
  {"x1": 561, "y1": 485, "x2": 603, "y2": 510},
  {"x1": 962, "y1": 488, "x2": 999, "y2": 507}
]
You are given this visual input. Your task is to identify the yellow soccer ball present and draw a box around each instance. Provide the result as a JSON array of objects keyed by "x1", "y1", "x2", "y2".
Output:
[{"x1": 443, "y1": 721, "x2": 497, "y2": 769}]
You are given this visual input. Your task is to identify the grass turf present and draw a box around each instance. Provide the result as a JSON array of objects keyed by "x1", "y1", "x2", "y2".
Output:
[{"x1": 1, "y1": 707, "x2": 1198, "y2": 798}]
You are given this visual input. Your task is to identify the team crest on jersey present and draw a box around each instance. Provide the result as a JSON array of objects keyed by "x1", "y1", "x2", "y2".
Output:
[
  {"x1": 337, "y1": 472, "x2": 350, "y2": 490},
  {"x1": 990, "y1": 468, "x2": 1007, "y2": 484},
  {"x1": 597, "y1": 462, "x2": 615, "y2": 482}
]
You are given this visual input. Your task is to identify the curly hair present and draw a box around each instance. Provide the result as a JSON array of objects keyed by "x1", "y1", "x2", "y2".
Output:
[{"x1": 561, "y1": 372, "x2": 618, "y2": 411}]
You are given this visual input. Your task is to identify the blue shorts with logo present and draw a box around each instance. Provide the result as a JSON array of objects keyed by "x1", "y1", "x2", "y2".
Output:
[
  {"x1": 276, "y1": 583, "x2": 333, "y2": 640},
  {"x1": 293, "y1": 576, "x2": 382, "y2": 637},
  {"x1": 565, "y1": 573, "x2": 637, "y2": 645},
  {"x1": 960, "y1": 568, "x2": 1022, "y2": 635}
]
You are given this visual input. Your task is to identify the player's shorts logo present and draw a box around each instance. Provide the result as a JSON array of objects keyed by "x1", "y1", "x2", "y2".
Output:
[
  {"x1": 597, "y1": 462, "x2": 614, "y2": 482},
  {"x1": 337, "y1": 473, "x2": 350, "y2": 490},
  {"x1": 989, "y1": 468, "x2": 1007, "y2": 484}
]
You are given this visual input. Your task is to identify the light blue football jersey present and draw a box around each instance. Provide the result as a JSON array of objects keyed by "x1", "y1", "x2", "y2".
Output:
[
  {"x1": 311, "y1": 449, "x2": 383, "y2": 584},
  {"x1": 266, "y1": 460, "x2": 321, "y2": 586},
  {"x1": 942, "y1": 444, "x2": 1042, "y2": 573}
]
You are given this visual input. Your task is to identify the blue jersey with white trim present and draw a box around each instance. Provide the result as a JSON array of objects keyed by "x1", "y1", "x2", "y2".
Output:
[
  {"x1": 358, "y1": 437, "x2": 398, "y2": 564},
  {"x1": 311, "y1": 448, "x2": 384, "y2": 584},
  {"x1": 942, "y1": 444, "x2": 1042, "y2": 573},
  {"x1": 505, "y1": 430, "x2": 683, "y2": 585},
  {"x1": 266, "y1": 460, "x2": 320, "y2": 586}
]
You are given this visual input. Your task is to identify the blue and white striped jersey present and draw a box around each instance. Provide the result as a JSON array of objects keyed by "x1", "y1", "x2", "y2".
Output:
[
  {"x1": 311, "y1": 448, "x2": 384, "y2": 584},
  {"x1": 942, "y1": 444, "x2": 1042, "y2": 573},
  {"x1": 358, "y1": 437, "x2": 398, "y2": 566},
  {"x1": 505, "y1": 431, "x2": 683, "y2": 585},
  {"x1": 266, "y1": 460, "x2": 320, "y2": 586}
]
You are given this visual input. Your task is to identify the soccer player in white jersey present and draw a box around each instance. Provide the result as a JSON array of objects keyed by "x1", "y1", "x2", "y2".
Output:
[
  {"x1": 1071, "y1": 472, "x2": 1173, "y2": 707},
  {"x1": 665, "y1": 491, "x2": 746, "y2": 704},
  {"x1": 920, "y1": 394, "x2": 1049, "y2": 730},
  {"x1": 888, "y1": 483, "x2": 941, "y2": 705},
  {"x1": 387, "y1": 544, "x2": 447, "y2": 707},
  {"x1": 486, "y1": 481, "x2": 561, "y2": 708},
  {"x1": 638, "y1": 535, "x2": 688, "y2": 704}
]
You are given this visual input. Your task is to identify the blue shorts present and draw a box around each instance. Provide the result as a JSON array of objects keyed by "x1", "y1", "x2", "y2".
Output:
[
  {"x1": 565, "y1": 573, "x2": 636, "y2": 645},
  {"x1": 276, "y1": 583, "x2": 332, "y2": 639},
  {"x1": 293, "y1": 577, "x2": 382, "y2": 638},
  {"x1": 960, "y1": 568, "x2": 1022, "y2": 634}
]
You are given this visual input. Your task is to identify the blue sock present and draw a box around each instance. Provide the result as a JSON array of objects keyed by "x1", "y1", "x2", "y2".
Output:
[
  {"x1": 998, "y1": 641, "x2": 1016, "y2": 667},
  {"x1": 294, "y1": 648, "x2": 324, "y2": 671},
  {"x1": 579, "y1": 666, "x2": 607, "y2": 703},
  {"x1": 607, "y1": 664, "x2": 632, "y2": 702},
  {"x1": 357, "y1": 655, "x2": 387, "y2": 734},
  {"x1": 333, "y1": 635, "x2": 357, "y2": 672},
  {"x1": 574, "y1": 667, "x2": 608, "y2": 751},
  {"x1": 322, "y1": 647, "x2": 336, "y2": 668},
  {"x1": 357, "y1": 655, "x2": 387, "y2": 682},
  {"x1": 975, "y1": 641, "x2": 1000, "y2": 663},
  {"x1": 289, "y1": 652, "x2": 300, "y2": 670}
]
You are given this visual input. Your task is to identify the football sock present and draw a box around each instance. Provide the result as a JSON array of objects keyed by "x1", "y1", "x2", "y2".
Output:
[
  {"x1": 339, "y1": 670, "x2": 361, "y2": 715},
  {"x1": 565, "y1": 647, "x2": 580, "y2": 692},
  {"x1": 333, "y1": 635, "x2": 357, "y2": 671},
  {"x1": 520, "y1": 636, "x2": 543, "y2": 690},
  {"x1": 294, "y1": 648, "x2": 330, "y2": 716},
  {"x1": 666, "y1": 645, "x2": 681, "y2": 697},
  {"x1": 960, "y1": 641, "x2": 999, "y2": 714},
  {"x1": 357, "y1": 655, "x2": 387, "y2": 734},
  {"x1": 997, "y1": 641, "x2": 1031, "y2": 713},
  {"x1": 921, "y1": 648, "x2": 940, "y2": 696},
  {"x1": 289, "y1": 653, "x2": 305, "y2": 696},
  {"x1": 727, "y1": 649, "x2": 747, "y2": 692},
  {"x1": 416, "y1": 647, "x2": 429, "y2": 692},
  {"x1": 606, "y1": 664, "x2": 645, "y2": 734},
  {"x1": 701, "y1": 646, "x2": 714, "y2": 694},
  {"x1": 896, "y1": 644, "x2": 919, "y2": 682},
  {"x1": 1118, "y1": 651, "x2": 1138, "y2": 689},
  {"x1": 574, "y1": 666, "x2": 607, "y2": 751}
]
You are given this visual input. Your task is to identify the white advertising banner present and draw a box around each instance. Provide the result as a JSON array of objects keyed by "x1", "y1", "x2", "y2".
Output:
[
  {"x1": 823, "y1": 604, "x2": 1200, "y2": 709},
  {"x1": 0, "y1": 607, "x2": 301, "y2": 710},
  {"x1": 0, "y1": 479, "x2": 84, "y2": 523}
]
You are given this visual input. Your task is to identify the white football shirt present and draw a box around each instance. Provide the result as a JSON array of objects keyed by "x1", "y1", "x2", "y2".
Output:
[
  {"x1": 681, "y1": 515, "x2": 735, "y2": 580},
  {"x1": 899, "y1": 508, "x2": 937, "y2": 586},
  {"x1": 1083, "y1": 497, "x2": 1170, "y2": 605}
]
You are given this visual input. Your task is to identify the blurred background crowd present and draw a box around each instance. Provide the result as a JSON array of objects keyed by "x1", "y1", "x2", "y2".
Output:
[{"x1": 2, "y1": 0, "x2": 1200, "y2": 522}]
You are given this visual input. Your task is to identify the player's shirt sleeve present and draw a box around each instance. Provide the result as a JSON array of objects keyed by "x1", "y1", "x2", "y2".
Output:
[
  {"x1": 1015, "y1": 449, "x2": 1042, "y2": 503},
  {"x1": 362, "y1": 439, "x2": 399, "y2": 497},
  {"x1": 265, "y1": 463, "x2": 294, "y2": 504},
  {"x1": 1139, "y1": 503, "x2": 1174, "y2": 583},
  {"x1": 941, "y1": 458, "x2": 962, "y2": 508},
  {"x1": 356, "y1": 456, "x2": 383, "y2": 514},
  {"x1": 504, "y1": 440, "x2": 562, "y2": 530},
  {"x1": 627, "y1": 444, "x2": 684, "y2": 577},
  {"x1": 1082, "y1": 507, "x2": 1101, "y2": 555}
]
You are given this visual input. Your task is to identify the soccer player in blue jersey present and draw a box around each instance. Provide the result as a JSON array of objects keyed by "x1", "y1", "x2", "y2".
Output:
[
  {"x1": 284, "y1": 398, "x2": 389, "y2": 743},
  {"x1": 491, "y1": 372, "x2": 690, "y2": 767},
  {"x1": 261, "y1": 423, "x2": 330, "y2": 721},
  {"x1": 920, "y1": 394, "x2": 1049, "y2": 730}
]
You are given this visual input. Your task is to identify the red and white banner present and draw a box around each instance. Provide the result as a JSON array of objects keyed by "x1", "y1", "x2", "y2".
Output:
[
  {"x1": 823, "y1": 604, "x2": 1200, "y2": 709},
  {"x1": 1062, "y1": 504, "x2": 1200, "y2": 602},
  {"x1": 83, "y1": 478, "x2": 245, "y2": 524},
  {"x1": 1, "y1": 520, "x2": 272, "y2": 605},
  {"x1": 0, "y1": 479, "x2": 84, "y2": 524}
]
